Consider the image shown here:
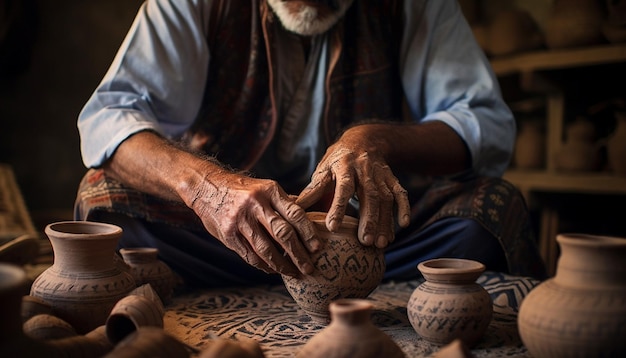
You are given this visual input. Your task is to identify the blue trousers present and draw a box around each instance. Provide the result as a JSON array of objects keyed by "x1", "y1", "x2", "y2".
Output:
[{"x1": 90, "y1": 211, "x2": 508, "y2": 288}]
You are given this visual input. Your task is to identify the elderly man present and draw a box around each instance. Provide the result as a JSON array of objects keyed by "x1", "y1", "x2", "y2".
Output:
[{"x1": 75, "y1": 0, "x2": 546, "y2": 287}]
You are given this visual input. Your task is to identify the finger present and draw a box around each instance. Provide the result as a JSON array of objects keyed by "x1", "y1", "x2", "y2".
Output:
[
  {"x1": 274, "y1": 196, "x2": 321, "y2": 253},
  {"x1": 238, "y1": 220, "x2": 299, "y2": 276},
  {"x1": 326, "y1": 166, "x2": 355, "y2": 232},
  {"x1": 296, "y1": 170, "x2": 333, "y2": 210},
  {"x1": 354, "y1": 179, "x2": 380, "y2": 246},
  {"x1": 389, "y1": 179, "x2": 411, "y2": 228},
  {"x1": 258, "y1": 209, "x2": 315, "y2": 276},
  {"x1": 228, "y1": 229, "x2": 275, "y2": 274},
  {"x1": 375, "y1": 182, "x2": 395, "y2": 248}
]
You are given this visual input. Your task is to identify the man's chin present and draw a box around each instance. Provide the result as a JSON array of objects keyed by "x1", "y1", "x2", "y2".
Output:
[{"x1": 267, "y1": 0, "x2": 355, "y2": 36}]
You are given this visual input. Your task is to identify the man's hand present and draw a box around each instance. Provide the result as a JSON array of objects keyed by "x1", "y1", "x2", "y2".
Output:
[
  {"x1": 296, "y1": 125, "x2": 411, "y2": 248},
  {"x1": 186, "y1": 171, "x2": 320, "y2": 277}
]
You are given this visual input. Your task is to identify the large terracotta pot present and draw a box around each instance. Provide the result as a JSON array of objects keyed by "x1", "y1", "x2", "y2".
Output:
[
  {"x1": 518, "y1": 234, "x2": 626, "y2": 357},
  {"x1": 30, "y1": 221, "x2": 136, "y2": 334},
  {"x1": 296, "y1": 299, "x2": 405, "y2": 358},
  {"x1": 407, "y1": 258, "x2": 492, "y2": 347},
  {"x1": 281, "y1": 212, "x2": 385, "y2": 322}
]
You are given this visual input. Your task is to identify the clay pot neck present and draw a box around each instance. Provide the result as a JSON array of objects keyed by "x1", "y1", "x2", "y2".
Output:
[
  {"x1": 329, "y1": 299, "x2": 373, "y2": 326},
  {"x1": 554, "y1": 234, "x2": 626, "y2": 289},
  {"x1": 418, "y1": 258, "x2": 485, "y2": 284},
  {"x1": 45, "y1": 221, "x2": 122, "y2": 273}
]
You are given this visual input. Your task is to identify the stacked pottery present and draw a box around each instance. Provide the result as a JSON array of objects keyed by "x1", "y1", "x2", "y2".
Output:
[
  {"x1": 407, "y1": 258, "x2": 492, "y2": 347},
  {"x1": 120, "y1": 247, "x2": 176, "y2": 303},
  {"x1": 281, "y1": 212, "x2": 385, "y2": 322},
  {"x1": 296, "y1": 299, "x2": 405, "y2": 358},
  {"x1": 555, "y1": 117, "x2": 601, "y2": 172},
  {"x1": 30, "y1": 221, "x2": 136, "y2": 334},
  {"x1": 518, "y1": 234, "x2": 626, "y2": 357}
]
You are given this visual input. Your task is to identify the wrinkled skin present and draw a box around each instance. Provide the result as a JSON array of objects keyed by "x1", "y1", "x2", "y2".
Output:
[{"x1": 296, "y1": 126, "x2": 411, "y2": 248}]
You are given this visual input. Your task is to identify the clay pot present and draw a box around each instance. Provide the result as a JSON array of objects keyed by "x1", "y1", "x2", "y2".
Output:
[
  {"x1": 407, "y1": 258, "x2": 492, "y2": 347},
  {"x1": 23, "y1": 314, "x2": 78, "y2": 340},
  {"x1": 296, "y1": 299, "x2": 405, "y2": 358},
  {"x1": 281, "y1": 212, "x2": 385, "y2": 322},
  {"x1": 518, "y1": 234, "x2": 626, "y2": 357},
  {"x1": 607, "y1": 111, "x2": 626, "y2": 175},
  {"x1": 30, "y1": 221, "x2": 136, "y2": 334},
  {"x1": 545, "y1": 0, "x2": 606, "y2": 49},
  {"x1": 555, "y1": 118, "x2": 601, "y2": 172},
  {"x1": 198, "y1": 337, "x2": 265, "y2": 358},
  {"x1": 106, "y1": 285, "x2": 165, "y2": 344},
  {"x1": 120, "y1": 247, "x2": 176, "y2": 303},
  {"x1": 488, "y1": 10, "x2": 544, "y2": 56},
  {"x1": 514, "y1": 120, "x2": 546, "y2": 169},
  {"x1": 433, "y1": 339, "x2": 474, "y2": 358},
  {"x1": 103, "y1": 326, "x2": 190, "y2": 358}
]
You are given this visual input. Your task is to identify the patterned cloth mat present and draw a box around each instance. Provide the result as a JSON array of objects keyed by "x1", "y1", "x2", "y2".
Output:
[{"x1": 164, "y1": 271, "x2": 540, "y2": 357}]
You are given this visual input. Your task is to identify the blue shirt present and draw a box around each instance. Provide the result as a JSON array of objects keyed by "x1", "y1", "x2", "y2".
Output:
[{"x1": 78, "y1": 0, "x2": 514, "y2": 180}]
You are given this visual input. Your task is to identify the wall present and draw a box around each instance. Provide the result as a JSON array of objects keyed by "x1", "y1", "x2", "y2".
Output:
[{"x1": 1, "y1": 0, "x2": 144, "y2": 228}]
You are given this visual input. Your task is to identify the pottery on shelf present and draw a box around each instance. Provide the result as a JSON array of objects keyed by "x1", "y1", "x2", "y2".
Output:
[
  {"x1": 607, "y1": 111, "x2": 626, "y2": 176},
  {"x1": 488, "y1": 9, "x2": 544, "y2": 56},
  {"x1": 120, "y1": 247, "x2": 176, "y2": 303},
  {"x1": 514, "y1": 119, "x2": 546, "y2": 169},
  {"x1": 603, "y1": 0, "x2": 626, "y2": 43},
  {"x1": 555, "y1": 117, "x2": 601, "y2": 172},
  {"x1": 296, "y1": 299, "x2": 405, "y2": 358},
  {"x1": 407, "y1": 258, "x2": 492, "y2": 347},
  {"x1": 545, "y1": 0, "x2": 606, "y2": 49},
  {"x1": 518, "y1": 233, "x2": 626, "y2": 357},
  {"x1": 30, "y1": 221, "x2": 136, "y2": 334},
  {"x1": 281, "y1": 212, "x2": 385, "y2": 322}
]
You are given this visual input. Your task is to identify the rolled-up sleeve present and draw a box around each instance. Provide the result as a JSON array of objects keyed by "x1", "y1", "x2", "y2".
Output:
[
  {"x1": 77, "y1": 0, "x2": 211, "y2": 168},
  {"x1": 400, "y1": 0, "x2": 515, "y2": 177}
]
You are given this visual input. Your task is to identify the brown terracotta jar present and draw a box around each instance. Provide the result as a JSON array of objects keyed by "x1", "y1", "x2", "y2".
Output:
[
  {"x1": 281, "y1": 212, "x2": 385, "y2": 322},
  {"x1": 30, "y1": 221, "x2": 136, "y2": 334},
  {"x1": 296, "y1": 299, "x2": 405, "y2": 358},
  {"x1": 407, "y1": 258, "x2": 492, "y2": 347},
  {"x1": 518, "y1": 234, "x2": 626, "y2": 357},
  {"x1": 120, "y1": 247, "x2": 176, "y2": 303}
]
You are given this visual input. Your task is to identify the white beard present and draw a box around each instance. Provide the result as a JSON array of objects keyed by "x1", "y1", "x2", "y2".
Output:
[{"x1": 267, "y1": 0, "x2": 355, "y2": 36}]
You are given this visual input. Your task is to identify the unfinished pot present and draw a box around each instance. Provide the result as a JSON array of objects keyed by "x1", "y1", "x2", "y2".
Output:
[
  {"x1": 30, "y1": 221, "x2": 136, "y2": 334},
  {"x1": 281, "y1": 212, "x2": 385, "y2": 322},
  {"x1": 296, "y1": 299, "x2": 404, "y2": 358},
  {"x1": 407, "y1": 258, "x2": 492, "y2": 347},
  {"x1": 518, "y1": 234, "x2": 626, "y2": 357}
]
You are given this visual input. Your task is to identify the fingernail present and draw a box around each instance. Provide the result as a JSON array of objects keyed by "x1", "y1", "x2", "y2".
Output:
[
  {"x1": 376, "y1": 235, "x2": 387, "y2": 248},
  {"x1": 328, "y1": 219, "x2": 339, "y2": 232},
  {"x1": 308, "y1": 239, "x2": 321, "y2": 252},
  {"x1": 302, "y1": 262, "x2": 314, "y2": 274},
  {"x1": 362, "y1": 234, "x2": 375, "y2": 246}
]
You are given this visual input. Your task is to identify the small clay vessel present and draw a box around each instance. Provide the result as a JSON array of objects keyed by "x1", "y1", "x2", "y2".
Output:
[
  {"x1": 106, "y1": 284, "x2": 165, "y2": 344},
  {"x1": 23, "y1": 314, "x2": 78, "y2": 340},
  {"x1": 407, "y1": 258, "x2": 492, "y2": 347},
  {"x1": 198, "y1": 337, "x2": 265, "y2": 358},
  {"x1": 30, "y1": 221, "x2": 136, "y2": 334},
  {"x1": 518, "y1": 234, "x2": 626, "y2": 357},
  {"x1": 120, "y1": 247, "x2": 176, "y2": 303},
  {"x1": 281, "y1": 212, "x2": 385, "y2": 322},
  {"x1": 103, "y1": 326, "x2": 190, "y2": 358},
  {"x1": 296, "y1": 299, "x2": 405, "y2": 358}
]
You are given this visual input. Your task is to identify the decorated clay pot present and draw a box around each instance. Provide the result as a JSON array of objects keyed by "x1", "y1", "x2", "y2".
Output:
[
  {"x1": 407, "y1": 258, "x2": 492, "y2": 347},
  {"x1": 281, "y1": 212, "x2": 385, "y2": 322},
  {"x1": 518, "y1": 234, "x2": 626, "y2": 357},
  {"x1": 296, "y1": 299, "x2": 405, "y2": 358},
  {"x1": 30, "y1": 221, "x2": 136, "y2": 334},
  {"x1": 120, "y1": 247, "x2": 176, "y2": 303},
  {"x1": 545, "y1": 0, "x2": 606, "y2": 49},
  {"x1": 607, "y1": 111, "x2": 626, "y2": 176}
]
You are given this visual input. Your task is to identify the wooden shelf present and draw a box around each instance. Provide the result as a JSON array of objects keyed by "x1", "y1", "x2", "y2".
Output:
[
  {"x1": 504, "y1": 169, "x2": 626, "y2": 197},
  {"x1": 490, "y1": 43, "x2": 626, "y2": 76}
]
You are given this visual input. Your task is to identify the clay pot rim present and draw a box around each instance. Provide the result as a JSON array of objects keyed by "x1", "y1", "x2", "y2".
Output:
[
  {"x1": 119, "y1": 247, "x2": 159, "y2": 255},
  {"x1": 45, "y1": 221, "x2": 123, "y2": 238},
  {"x1": 306, "y1": 211, "x2": 358, "y2": 229},
  {"x1": 0, "y1": 263, "x2": 27, "y2": 290},
  {"x1": 557, "y1": 233, "x2": 626, "y2": 247},
  {"x1": 417, "y1": 258, "x2": 485, "y2": 275}
]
